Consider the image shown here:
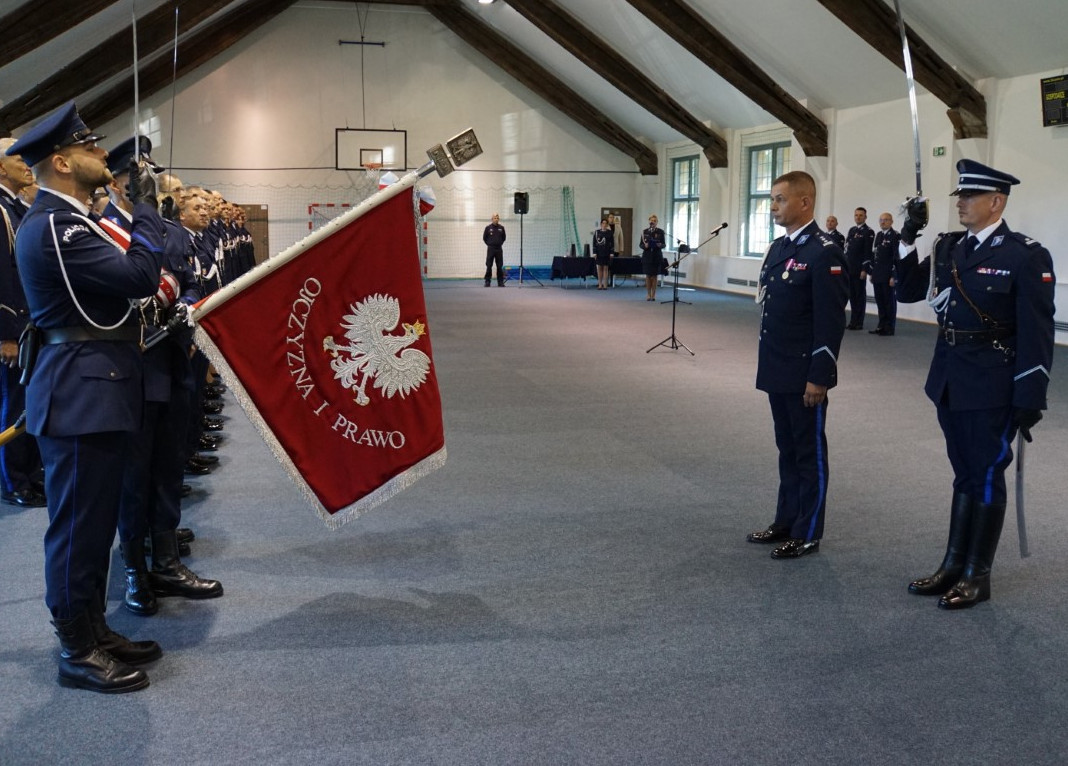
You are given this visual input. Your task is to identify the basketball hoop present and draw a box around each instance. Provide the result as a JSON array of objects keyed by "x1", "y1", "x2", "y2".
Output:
[{"x1": 363, "y1": 162, "x2": 382, "y2": 187}]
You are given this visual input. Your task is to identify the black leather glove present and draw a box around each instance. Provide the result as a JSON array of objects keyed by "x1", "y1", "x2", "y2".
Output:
[
  {"x1": 899, "y1": 196, "x2": 929, "y2": 245},
  {"x1": 126, "y1": 159, "x2": 158, "y2": 209},
  {"x1": 1013, "y1": 408, "x2": 1043, "y2": 442},
  {"x1": 159, "y1": 195, "x2": 178, "y2": 221}
]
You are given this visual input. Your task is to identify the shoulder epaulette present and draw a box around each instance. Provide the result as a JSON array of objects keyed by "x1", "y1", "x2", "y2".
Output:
[{"x1": 1007, "y1": 230, "x2": 1043, "y2": 248}]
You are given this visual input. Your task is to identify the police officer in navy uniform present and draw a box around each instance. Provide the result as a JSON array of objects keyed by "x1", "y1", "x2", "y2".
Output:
[
  {"x1": 844, "y1": 207, "x2": 875, "y2": 330},
  {"x1": 897, "y1": 159, "x2": 1055, "y2": 609},
  {"x1": 8, "y1": 102, "x2": 166, "y2": 692},
  {"x1": 483, "y1": 212, "x2": 506, "y2": 287},
  {"x1": 824, "y1": 215, "x2": 845, "y2": 250},
  {"x1": 864, "y1": 212, "x2": 900, "y2": 335},
  {"x1": 747, "y1": 171, "x2": 849, "y2": 558},
  {"x1": 102, "y1": 137, "x2": 223, "y2": 617},
  {"x1": 0, "y1": 137, "x2": 46, "y2": 508}
]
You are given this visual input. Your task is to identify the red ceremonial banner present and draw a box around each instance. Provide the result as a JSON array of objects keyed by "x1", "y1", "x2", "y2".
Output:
[{"x1": 194, "y1": 179, "x2": 446, "y2": 528}]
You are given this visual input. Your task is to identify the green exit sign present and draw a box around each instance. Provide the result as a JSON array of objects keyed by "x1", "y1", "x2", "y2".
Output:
[{"x1": 932, "y1": 146, "x2": 946, "y2": 156}]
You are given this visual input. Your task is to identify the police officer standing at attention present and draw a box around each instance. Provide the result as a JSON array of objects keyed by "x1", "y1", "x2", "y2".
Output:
[
  {"x1": 845, "y1": 207, "x2": 875, "y2": 330},
  {"x1": 0, "y1": 137, "x2": 46, "y2": 508},
  {"x1": 101, "y1": 137, "x2": 223, "y2": 618},
  {"x1": 483, "y1": 212, "x2": 506, "y2": 287},
  {"x1": 864, "y1": 212, "x2": 900, "y2": 336},
  {"x1": 897, "y1": 159, "x2": 1055, "y2": 609},
  {"x1": 8, "y1": 102, "x2": 166, "y2": 692},
  {"x1": 747, "y1": 171, "x2": 849, "y2": 558},
  {"x1": 824, "y1": 215, "x2": 845, "y2": 250}
]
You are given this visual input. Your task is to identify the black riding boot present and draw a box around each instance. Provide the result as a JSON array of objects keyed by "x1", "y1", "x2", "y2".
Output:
[
  {"x1": 148, "y1": 529, "x2": 224, "y2": 600},
  {"x1": 86, "y1": 606, "x2": 162, "y2": 665},
  {"x1": 52, "y1": 611, "x2": 149, "y2": 693},
  {"x1": 908, "y1": 491, "x2": 972, "y2": 595},
  {"x1": 120, "y1": 538, "x2": 158, "y2": 616},
  {"x1": 939, "y1": 501, "x2": 1006, "y2": 610}
]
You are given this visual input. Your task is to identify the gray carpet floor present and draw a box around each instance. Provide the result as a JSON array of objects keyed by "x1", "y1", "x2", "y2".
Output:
[{"x1": 1, "y1": 277, "x2": 1067, "y2": 766}]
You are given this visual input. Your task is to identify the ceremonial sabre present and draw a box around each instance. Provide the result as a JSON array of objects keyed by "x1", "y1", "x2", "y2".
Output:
[
  {"x1": 892, "y1": 0, "x2": 938, "y2": 304},
  {"x1": 894, "y1": 0, "x2": 922, "y2": 197},
  {"x1": 1015, "y1": 433, "x2": 1030, "y2": 558}
]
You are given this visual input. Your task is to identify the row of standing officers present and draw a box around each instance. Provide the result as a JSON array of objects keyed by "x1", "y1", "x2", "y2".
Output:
[
  {"x1": 747, "y1": 164, "x2": 1054, "y2": 617},
  {"x1": 2, "y1": 101, "x2": 255, "y2": 693}
]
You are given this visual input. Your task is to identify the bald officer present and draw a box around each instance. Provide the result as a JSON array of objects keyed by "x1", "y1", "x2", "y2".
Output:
[
  {"x1": 9, "y1": 103, "x2": 166, "y2": 692},
  {"x1": 747, "y1": 171, "x2": 849, "y2": 559},
  {"x1": 897, "y1": 159, "x2": 1055, "y2": 610}
]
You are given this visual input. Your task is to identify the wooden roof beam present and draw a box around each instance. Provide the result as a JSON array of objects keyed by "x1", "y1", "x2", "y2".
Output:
[
  {"x1": 0, "y1": 0, "x2": 121, "y2": 69},
  {"x1": 77, "y1": 0, "x2": 298, "y2": 134},
  {"x1": 816, "y1": 0, "x2": 987, "y2": 139},
  {"x1": 502, "y1": 0, "x2": 728, "y2": 168},
  {"x1": 625, "y1": 0, "x2": 828, "y2": 157},
  {"x1": 426, "y1": 3, "x2": 658, "y2": 174},
  {"x1": 0, "y1": 0, "x2": 237, "y2": 136}
]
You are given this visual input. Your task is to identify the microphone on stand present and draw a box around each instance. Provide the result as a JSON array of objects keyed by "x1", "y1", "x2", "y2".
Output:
[{"x1": 710, "y1": 222, "x2": 729, "y2": 236}]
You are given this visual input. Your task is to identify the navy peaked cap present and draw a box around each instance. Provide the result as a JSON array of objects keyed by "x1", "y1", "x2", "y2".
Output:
[
  {"x1": 951, "y1": 159, "x2": 1020, "y2": 196},
  {"x1": 107, "y1": 135, "x2": 162, "y2": 175},
  {"x1": 5, "y1": 101, "x2": 105, "y2": 167}
]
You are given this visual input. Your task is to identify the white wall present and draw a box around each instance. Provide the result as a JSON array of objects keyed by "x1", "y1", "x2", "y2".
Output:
[
  {"x1": 661, "y1": 77, "x2": 1065, "y2": 343},
  {"x1": 99, "y1": 3, "x2": 640, "y2": 275},
  {"x1": 96, "y1": 3, "x2": 1065, "y2": 331}
]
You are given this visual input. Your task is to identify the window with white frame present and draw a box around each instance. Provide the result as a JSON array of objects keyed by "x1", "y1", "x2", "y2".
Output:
[
  {"x1": 670, "y1": 155, "x2": 700, "y2": 250},
  {"x1": 743, "y1": 142, "x2": 790, "y2": 257}
]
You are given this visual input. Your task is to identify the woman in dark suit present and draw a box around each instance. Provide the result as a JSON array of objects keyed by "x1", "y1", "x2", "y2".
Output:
[
  {"x1": 640, "y1": 214, "x2": 665, "y2": 301},
  {"x1": 592, "y1": 218, "x2": 614, "y2": 290}
]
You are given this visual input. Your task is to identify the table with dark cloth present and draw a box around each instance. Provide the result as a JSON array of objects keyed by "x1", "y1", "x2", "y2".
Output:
[{"x1": 550, "y1": 256, "x2": 596, "y2": 285}]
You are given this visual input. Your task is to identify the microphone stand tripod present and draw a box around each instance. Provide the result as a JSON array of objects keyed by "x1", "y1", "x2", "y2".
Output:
[{"x1": 646, "y1": 228, "x2": 724, "y2": 355}]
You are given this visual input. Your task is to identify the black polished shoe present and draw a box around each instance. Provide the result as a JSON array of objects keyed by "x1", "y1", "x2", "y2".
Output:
[
  {"x1": 868, "y1": 328, "x2": 883, "y2": 334},
  {"x1": 937, "y1": 576, "x2": 990, "y2": 610},
  {"x1": 202, "y1": 400, "x2": 224, "y2": 415},
  {"x1": 198, "y1": 436, "x2": 220, "y2": 452},
  {"x1": 878, "y1": 329, "x2": 895, "y2": 336},
  {"x1": 87, "y1": 609, "x2": 161, "y2": 665},
  {"x1": 746, "y1": 526, "x2": 790, "y2": 544},
  {"x1": 908, "y1": 567, "x2": 964, "y2": 596},
  {"x1": 771, "y1": 538, "x2": 820, "y2": 559},
  {"x1": 846, "y1": 324, "x2": 863, "y2": 331},
  {"x1": 184, "y1": 459, "x2": 212, "y2": 476},
  {"x1": 2, "y1": 488, "x2": 48, "y2": 508},
  {"x1": 202, "y1": 416, "x2": 225, "y2": 432},
  {"x1": 53, "y1": 613, "x2": 149, "y2": 694},
  {"x1": 190, "y1": 452, "x2": 219, "y2": 466}
]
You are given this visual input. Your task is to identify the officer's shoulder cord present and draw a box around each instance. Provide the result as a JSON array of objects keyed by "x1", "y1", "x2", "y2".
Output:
[
  {"x1": 49, "y1": 212, "x2": 136, "y2": 332},
  {"x1": 1, "y1": 205, "x2": 13, "y2": 258}
]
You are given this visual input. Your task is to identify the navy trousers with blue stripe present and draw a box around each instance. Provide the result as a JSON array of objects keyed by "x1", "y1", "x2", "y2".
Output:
[
  {"x1": 39, "y1": 431, "x2": 131, "y2": 620},
  {"x1": 937, "y1": 404, "x2": 1015, "y2": 506},
  {"x1": 768, "y1": 393, "x2": 829, "y2": 542}
]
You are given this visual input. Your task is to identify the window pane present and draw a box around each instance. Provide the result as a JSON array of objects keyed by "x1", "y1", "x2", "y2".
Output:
[
  {"x1": 670, "y1": 156, "x2": 700, "y2": 247},
  {"x1": 748, "y1": 198, "x2": 771, "y2": 254}
]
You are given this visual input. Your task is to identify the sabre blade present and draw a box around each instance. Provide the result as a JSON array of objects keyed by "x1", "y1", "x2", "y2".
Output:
[{"x1": 893, "y1": 0, "x2": 923, "y2": 197}]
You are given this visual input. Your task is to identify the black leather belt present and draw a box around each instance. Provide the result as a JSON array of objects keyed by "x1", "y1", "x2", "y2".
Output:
[
  {"x1": 40, "y1": 325, "x2": 142, "y2": 345},
  {"x1": 940, "y1": 326, "x2": 1014, "y2": 346}
]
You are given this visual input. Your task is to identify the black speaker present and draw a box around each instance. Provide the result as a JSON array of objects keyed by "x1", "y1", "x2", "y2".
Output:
[{"x1": 514, "y1": 192, "x2": 529, "y2": 215}]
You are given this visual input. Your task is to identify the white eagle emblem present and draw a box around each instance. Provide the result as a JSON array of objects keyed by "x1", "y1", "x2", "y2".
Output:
[{"x1": 322, "y1": 293, "x2": 431, "y2": 406}]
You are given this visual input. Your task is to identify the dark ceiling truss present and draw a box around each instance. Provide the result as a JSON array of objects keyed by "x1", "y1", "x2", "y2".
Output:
[
  {"x1": 501, "y1": 0, "x2": 728, "y2": 168},
  {"x1": 815, "y1": 0, "x2": 987, "y2": 139},
  {"x1": 0, "y1": 0, "x2": 121, "y2": 69},
  {"x1": 75, "y1": 0, "x2": 298, "y2": 138},
  {"x1": 421, "y1": 2, "x2": 659, "y2": 174},
  {"x1": 0, "y1": 0, "x2": 237, "y2": 137},
  {"x1": 625, "y1": 0, "x2": 828, "y2": 157}
]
